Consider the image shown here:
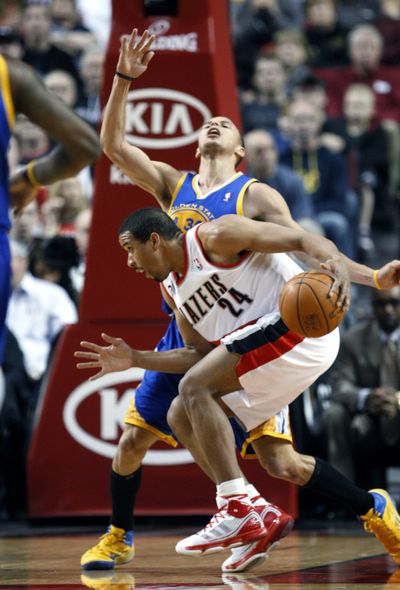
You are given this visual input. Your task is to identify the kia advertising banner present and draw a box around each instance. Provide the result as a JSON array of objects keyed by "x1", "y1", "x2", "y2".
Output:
[{"x1": 27, "y1": 0, "x2": 297, "y2": 518}]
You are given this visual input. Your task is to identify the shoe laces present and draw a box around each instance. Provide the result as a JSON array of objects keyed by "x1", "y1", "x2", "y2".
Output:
[
  {"x1": 99, "y1": 531, "x2": 124, "y2": 548},
  {"x1": 364, "y1": 512, "x2": 400, "y2": 554},
  {"x1": 202, "y1": 508, "x2": 227, "y2": 533}
]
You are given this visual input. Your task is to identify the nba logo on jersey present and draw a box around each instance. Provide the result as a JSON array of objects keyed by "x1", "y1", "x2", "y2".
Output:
[
  {"x1": 192, "y1": 257, "x2": 203, "y2": 270},
  {"x1": 167, "y1": 282, "x2": 176, "y2": 295},
  {"x1": 223, "y1": 192, "x2": 232, "y2": 202}
]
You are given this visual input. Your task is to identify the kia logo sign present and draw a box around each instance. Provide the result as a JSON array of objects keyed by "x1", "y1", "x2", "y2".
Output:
[
  {"x1": 63, "y1": 368, "x2": 194, "y2": 466},
  {"x1": 125, "y1": 88, "x2": 212, "y2": 149}
]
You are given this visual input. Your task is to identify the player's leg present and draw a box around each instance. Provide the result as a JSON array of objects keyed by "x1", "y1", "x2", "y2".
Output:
[
  {"x1": 252, "y1": 435, "x2": 400, "y2": 565},
  {"x1": 175, "y1": 345, "x2": 267, "y2": 555}
]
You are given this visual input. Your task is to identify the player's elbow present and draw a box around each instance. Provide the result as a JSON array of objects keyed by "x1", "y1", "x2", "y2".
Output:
[{"x1": 79, "y1": 129, "x2": 101, "y2": 165}]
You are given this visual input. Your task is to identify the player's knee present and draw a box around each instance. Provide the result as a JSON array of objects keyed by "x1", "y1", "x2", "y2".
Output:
[
  {"x1": 178, "y1": 372, "x2": 199, "y2": 404},
  {"x1": 118, "y1": 426, "x2": 150, "y2": 459},
  {"x1": 167, "y1": 396, "x2": 186, "y2": 433}
]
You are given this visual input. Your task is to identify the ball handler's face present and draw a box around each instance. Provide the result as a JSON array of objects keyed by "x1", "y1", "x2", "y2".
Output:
[
  {"x1": 119, "y1": 231, "x2": 169, "y2": 282},
  {"x1": 196, "y1": 117, "x2": 244, "y2": 161}
]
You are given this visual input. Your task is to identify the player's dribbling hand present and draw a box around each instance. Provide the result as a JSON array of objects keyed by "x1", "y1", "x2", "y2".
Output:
[
  {"x1": 117, "y1": 28, "x2": 156, "y2": 80},
  {"x1": 74, "y1": 333, "x2": 136, "y2": 381},
  {"x1": 374, "y1": 260, "x2": 400, "y2": 290},
  {"x1": 320, "y1": 257, "x2": 351, "y2": 311}
]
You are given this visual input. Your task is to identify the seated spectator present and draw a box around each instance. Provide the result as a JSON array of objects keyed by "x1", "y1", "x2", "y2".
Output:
[
  {"x1": 273, "y1": 28, "x2": 311, "y2": 95},
  {"x1": 43, "y1": 177, "x2": 88, "y2": 235},
  {"x1": 315, "y1": 24, "x2": 400, "y2": 123},
  {"x1": 30, "y1": 235, "x2": 81, "y2": 307},
  {"x1": 324, "y1": 84, "x2": 391, "y2": 258},
  {"x1": 376, "y1": 0, "x2": 400, "y2": 66},
  {"x1": 241, "y1": 54, "x2": 288, "y2": 133},
  {"x1": 75, "y1": 44, "x2": 104, "y2": 128},
  {"x1": 6, "y1": 240, "x2": 77, "y2": 406},
  {"x1": 20, "y1": 3, "x2": 82, "y2": 93},
  {"x1": 49, "y1": 0, "x2": 96, "y2": 58},
  {"x1": 233, "y1": 0, "x2": 305, "y2": 90},
  {"x1": 0, "y1": 0, "x2": 22, "y2": 28},
  {"x1": 0, "y1": 26, "x2": 23, "y2": 59},
  {"x1": 325, "y1": 286, "x2": 400, "y2": 490},
  {"x1": 44, "y1": 69, "x2": 78, "y2": 109},
  {"x1": 280, "y1": 99, "x2": 357, "y2": 258},
  {"x1": 304, "y1": 0, "x2": 348, "y2": 67},
  {"x1": 244, "y1": 128, "x2": 320, "y2": 231},
  {"x1": 9, "y1": 200, "x2": 42, "y2": 246}
]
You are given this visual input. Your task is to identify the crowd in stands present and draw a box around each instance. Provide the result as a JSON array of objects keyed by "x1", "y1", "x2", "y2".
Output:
[{"x1": 0, "y1": 0, "x2": 399, "y2": 521}]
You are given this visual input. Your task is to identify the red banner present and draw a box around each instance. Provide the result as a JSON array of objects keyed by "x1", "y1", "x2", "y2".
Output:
[{"x1": 27, "y1": 0, "x2": 297, "y2": 519}]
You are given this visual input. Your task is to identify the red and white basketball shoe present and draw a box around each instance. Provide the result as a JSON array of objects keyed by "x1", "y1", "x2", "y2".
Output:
[
  {"x1": 175, "y1": 498, "x2": 266, "y2": 556},
  {"x1": 221, "y1": 502, "x2": 294, "y2": 572}
]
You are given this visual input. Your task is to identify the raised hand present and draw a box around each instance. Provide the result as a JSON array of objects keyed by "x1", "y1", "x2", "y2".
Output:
[
  {"x1": 74, "y1": 333, "x2": 136, "y2": 381},
  {"x1": 116, "y1": 28, "x2": 156, "y2": 80}
]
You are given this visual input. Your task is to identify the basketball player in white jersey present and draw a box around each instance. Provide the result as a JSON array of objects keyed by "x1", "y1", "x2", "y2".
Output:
[{"x1": 77, "y1": 207, "x2": 400, "y2": 568}]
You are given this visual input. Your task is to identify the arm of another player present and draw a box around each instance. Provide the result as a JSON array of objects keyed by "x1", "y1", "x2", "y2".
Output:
[
  {"x1": 75, "y1": 292, "x2": 213, "y2": 381},
  {"x1": 100, "y1": 28, "x2": 181, "y2": 208},
  {"x1": 244, "y1": 182, "x2": 400, "y2": 290}
]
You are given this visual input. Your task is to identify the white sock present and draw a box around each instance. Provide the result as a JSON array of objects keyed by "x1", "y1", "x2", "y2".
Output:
[{"x1": 217, "y1": 478, "x2": 248, "y2": 501}]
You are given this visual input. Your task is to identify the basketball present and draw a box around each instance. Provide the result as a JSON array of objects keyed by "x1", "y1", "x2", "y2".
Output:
[{"x1": 279, "y1": 271, "x2": 346, "y2": 338}]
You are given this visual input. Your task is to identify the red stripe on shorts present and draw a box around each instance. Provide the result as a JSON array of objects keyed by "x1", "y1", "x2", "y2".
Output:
[{"x1": 236, "y1": 331, "x2": 304, "y2": 377}]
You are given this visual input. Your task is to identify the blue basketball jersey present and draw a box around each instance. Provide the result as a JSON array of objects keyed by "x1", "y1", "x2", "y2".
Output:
[
  {"x1": 0, "y1": 55, "x2": 14, "y2": 231},
  {"x1": 168, "y1": 171, "x2": 257, "y2": 232}
]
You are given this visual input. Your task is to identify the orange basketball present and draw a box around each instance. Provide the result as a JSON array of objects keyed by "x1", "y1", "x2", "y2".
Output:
[{"x1": 279, "y1": 271, "x2": 346, "y2": 338}]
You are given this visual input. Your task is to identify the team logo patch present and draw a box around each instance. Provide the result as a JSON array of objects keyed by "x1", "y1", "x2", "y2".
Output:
[{"x1": 224, "y1": 192, "x2": 232, "y2": 202}]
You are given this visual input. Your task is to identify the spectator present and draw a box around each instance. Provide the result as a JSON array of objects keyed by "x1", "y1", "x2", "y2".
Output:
[
  {"x1": 315, "y1": 24, "x2": 400, "y2": 123},
  {"x1": 324, "y1": 84, "x2": 391, "y2": 258},
  {"x1": 376, "y1": 0, "x2": 400, "y2": 66},
  {"x1": 20, "y1": 3, "x2": 82, "y2": 91},
  {"x1": 43, "y1": 177, "x2": 87, "y2": 235},
  {"x1": 273, "y1": 28, "x2": 311, "y2": 95},
  {"x1": 326, "y1": 286, "x2": 400, "y2": 490},
  {"x1": 30, "y1": 235, "x2": 81, "y2": 306},
  {"x1": 75, "y1": 44, "x2": 104, "y2": 128},
  {"x1": 9, "y1": 200, "x2": 42, "y2": 245},
  {"x1": 0, "y1": 0, "x2": 22, "y2": 28},
  {"x1": 49, "y1": 0, "x2": 96, "y2": 58},
  {"x1": 233, "y1": 0, "x2": 304, "y2": 89},
  {"x1": 241, "y1": 54, "x2": 288, "y2": 133},
  {"x1": 280, "y1": 99, "x2": 357, "y2": 258},
  {"x1": 44, "y1": 69, "x2": 78, "y2": 109},
  {"x1": 6, "y1": 240, "x2": 77, "y2": 410},
  {"x1": 304, "y1": 0, "x2": 349, "y2": 67},
  {"x1": 244, "y1": 128, "x2": 319, "y2": 231}
]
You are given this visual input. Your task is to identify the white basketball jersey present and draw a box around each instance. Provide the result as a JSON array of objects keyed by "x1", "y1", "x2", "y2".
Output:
[{"x1": 162, "y1": 224, "x2": 303, "y2": 342}]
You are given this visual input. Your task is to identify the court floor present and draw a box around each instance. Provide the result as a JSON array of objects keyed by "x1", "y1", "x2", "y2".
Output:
[{"x1": 1, "y1": 527, "x2": 399, "y2": 590}]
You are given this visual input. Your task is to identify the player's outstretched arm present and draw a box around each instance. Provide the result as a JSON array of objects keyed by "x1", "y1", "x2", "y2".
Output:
[
  {"x1": 8, "y1": 58, "x2": 100, "y2": 213},
  {"x1": 244, "y1": 182, "x2": 399, "y2": 291},
  {"x1": 100, "y1": 28, "x2": 181, "y2": 207}
]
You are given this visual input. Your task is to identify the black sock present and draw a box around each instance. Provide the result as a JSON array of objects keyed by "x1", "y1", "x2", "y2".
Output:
[
  {"x1": 110, "y1": 467, "x2": 142, "y2": 531},
  {"x1": 304, "y1": 458, "x2": 374, "y2": 516}
]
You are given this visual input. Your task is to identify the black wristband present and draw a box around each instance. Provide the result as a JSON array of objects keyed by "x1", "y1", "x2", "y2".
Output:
[{"x1": 115, "y1": 70, "x2": 135, "y2": 82}]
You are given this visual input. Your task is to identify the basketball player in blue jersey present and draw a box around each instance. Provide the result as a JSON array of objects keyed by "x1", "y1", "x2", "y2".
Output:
[
  {"x1": 80, "y1": 28, "x2": 400, "y2": 572},
  {"x1": 0, "y1": 50, "x2": 99, "y2": 413},
  {"x1": 77, "y1": 207, "x2": 400, "y2": 569}
]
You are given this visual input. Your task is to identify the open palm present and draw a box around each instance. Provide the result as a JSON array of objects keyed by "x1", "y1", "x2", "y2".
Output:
[
  {"x1": 117, "y1": 28, "x2": 156, "y2": 80},
  {"x1": 74, "y1": 333, "x2": 136, "y2": 381}
]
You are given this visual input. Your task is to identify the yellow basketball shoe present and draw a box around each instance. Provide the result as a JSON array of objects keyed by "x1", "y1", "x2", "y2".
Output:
[
  {"x1": 81, "y1": 525, "x2": 135, "y2": 570},
  {"x1": 360, "y1": 489, "x2": 400, "y2": 564}
]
